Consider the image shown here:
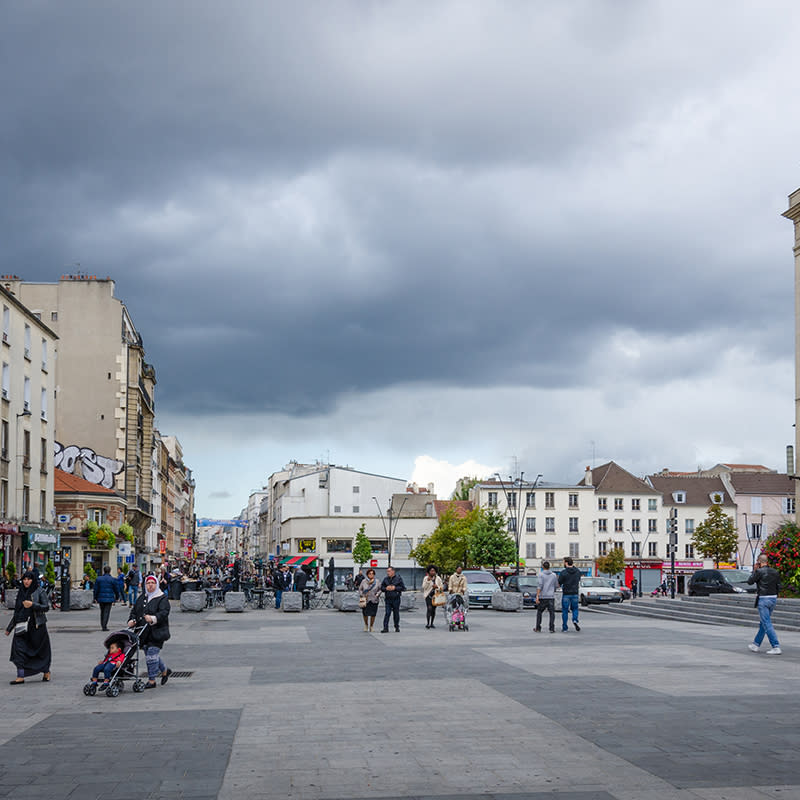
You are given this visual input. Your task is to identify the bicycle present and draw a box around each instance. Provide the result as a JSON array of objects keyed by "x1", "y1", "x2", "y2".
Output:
[{"x1": 43, "y1": 581, "x2": 60, "y2": 610}]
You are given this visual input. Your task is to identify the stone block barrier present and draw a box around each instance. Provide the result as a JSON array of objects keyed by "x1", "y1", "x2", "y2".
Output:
[
  {"x1": 281, "y1": 591, "x2": 302, "y2": 612},
  {"x1": 400, "y1": 592, "x2": 417, "y2": 611},
  {"x1": 68, "y1": 589, "x2": 94, "y2": 610},
  {"x1": 334, "y1": 591, "x2": 360, "y2": 612},
  {"x1": 224, "y1": 591, "x2": 245, "y2": 612},
  {"x1": 5, "y1": 589, "x2": 16, "y2": 610},
  {"x1": 491, "y1": 591, "x2": 522, "y2": 611},
  {"x1": 180, "y1": 591, "x2": 206, "y2": 612}
]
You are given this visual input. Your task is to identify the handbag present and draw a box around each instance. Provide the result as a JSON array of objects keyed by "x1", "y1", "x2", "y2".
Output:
[
  {"x1": 358, "y1": 595, "x2": 367, "y2": 608},
  {"x1": 432, "y1": 589, "x2": 446, "y2": 607},
  {"x1": 13, "y1": 621, "x2": 28, "y2": 636}
]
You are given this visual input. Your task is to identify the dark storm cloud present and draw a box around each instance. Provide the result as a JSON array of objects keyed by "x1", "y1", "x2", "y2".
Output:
[{"x1": 1, "y1": 1, "x2": 796, "y2": 417}]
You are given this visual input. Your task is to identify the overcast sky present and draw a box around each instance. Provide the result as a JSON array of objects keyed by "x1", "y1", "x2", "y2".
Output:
[{"x1": 3, "y1": 1, "x2": 799, "y2": 516}]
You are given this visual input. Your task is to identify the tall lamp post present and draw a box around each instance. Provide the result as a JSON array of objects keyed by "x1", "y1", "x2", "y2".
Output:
[
  {"x1": 494, "y1": 472, "x2": 541, "y2": 576},
  {"x1": 372, "y1": 495, "x2": 407, "y2": 568}
]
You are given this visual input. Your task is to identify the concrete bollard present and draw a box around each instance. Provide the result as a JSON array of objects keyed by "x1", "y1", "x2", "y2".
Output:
[{"x1": 180, "y1": 591, "x2": 206, "y2": 612}]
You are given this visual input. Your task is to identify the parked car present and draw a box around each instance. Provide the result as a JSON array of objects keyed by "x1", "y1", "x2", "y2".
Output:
[
  {"x1": 579, "y1": 577, "x2": 623, "y2": 606},
  {"x1": 603, "y1": 577, "x2": 632, "y2": 599},
  {"x1": 462, "y1": 570, "x2": 501, "y2": 607},
  {"x1": 687, "y1": 568, "x2": 755, "y2": 596},
  {"x1": 503, "y1": 574, "x2": 539, "y2": 608}
]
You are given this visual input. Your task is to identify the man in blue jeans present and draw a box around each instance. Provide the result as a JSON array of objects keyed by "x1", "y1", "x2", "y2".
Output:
[
  {"x1": 558, "y1": 557, "x2": 581, "y2": 632},
  {"x1": 747, "y1": 554, "x2": 781, "y2": 655},
  {"x1": 274, "y1": 563, "x2": 291, "y2": 609}
]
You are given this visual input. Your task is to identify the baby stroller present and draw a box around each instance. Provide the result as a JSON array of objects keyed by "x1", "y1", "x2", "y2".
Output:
[
  {"x1": 83, "y1": 626, "x2": 148, "y2": 698},
  {"x1": 447, "y1": 593, "x2": 468, "y2": 631}
]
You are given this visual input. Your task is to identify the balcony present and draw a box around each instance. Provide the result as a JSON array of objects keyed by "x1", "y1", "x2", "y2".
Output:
[{"x1": 137, "y1": 496, "x2": 152, "y2": 514}]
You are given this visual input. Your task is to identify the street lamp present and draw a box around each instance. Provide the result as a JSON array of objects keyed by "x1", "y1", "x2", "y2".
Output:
[
  {"x1": 494, "y1": 472, "x2": 541, "y2": 576},
  {"x1": 372, "y1": 495, "x2": 407, "y2": 568}
]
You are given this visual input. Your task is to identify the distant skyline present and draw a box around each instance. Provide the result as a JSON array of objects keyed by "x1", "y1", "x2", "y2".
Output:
[{"x1": 2, "y1": 2, "x2": 798, "y2": 516}]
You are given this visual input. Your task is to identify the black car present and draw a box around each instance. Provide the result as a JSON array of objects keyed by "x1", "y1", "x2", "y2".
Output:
[
  {"x1": 687, "y1": 568, "x2": 755, "y2": 596},
  {"x1": 503, "y1": 575, "x2": 540, "y2": 608}
]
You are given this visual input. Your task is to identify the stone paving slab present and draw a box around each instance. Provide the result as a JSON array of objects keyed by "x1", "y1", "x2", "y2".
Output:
[{"x1": 0, "y1": 600, "x2": 797, "y2": 799}]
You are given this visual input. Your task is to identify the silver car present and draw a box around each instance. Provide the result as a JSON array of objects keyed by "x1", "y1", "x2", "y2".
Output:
[
  {"x1": 579, "y1": 577, "x2": 623, "y2": 606},
  {"x1": 462, "y1": 570, "x2": 501, "y2": 607}
]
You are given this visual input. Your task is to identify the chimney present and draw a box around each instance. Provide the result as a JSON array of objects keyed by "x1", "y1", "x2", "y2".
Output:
[{"x1": 584, "y1": 466, "x2": 592, "y2": 486}]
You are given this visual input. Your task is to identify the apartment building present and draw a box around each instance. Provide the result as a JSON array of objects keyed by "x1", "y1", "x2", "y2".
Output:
[
  {"x1": 10, "y1": 274, "x2": 156, "y2": 549},
  {"x1": 0, "y1": 281, "x2": 58, "y2": 574}
]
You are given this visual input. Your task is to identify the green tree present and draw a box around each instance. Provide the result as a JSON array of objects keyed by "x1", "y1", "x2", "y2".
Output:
[
  {"x1": 83, "y1": 563, "x2": 97, "y2": 582},
  {"x1": 119, "y1": 522, "x2": 134, "y2": 543},
  {"x1": 692, "y1": 504, "x2": 737, "y2": 567},
  {"x1": 44, "y1": 559, "x2": 56, "y2": 585},
  {"x1": 596, "y1": 547, "x2": 626, "y2": 577},
  {"x1": 411, "y1": 505, "x2": 470, "y2": 572},
  {"x1": 467, "y1": 508, "x2": 516, "y2": 571},
  {"x1": 451, "y1": 477, "x2": 479, "y2": 501},
  {"x1": 352, "y1": 523, "x2": 372, "y2": 568},
  {"x1": 760, "y1": 521, "x2": 800, "y2": 594}
]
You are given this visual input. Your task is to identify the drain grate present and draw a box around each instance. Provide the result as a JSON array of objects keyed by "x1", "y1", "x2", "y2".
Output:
[{"x1": 167, "y1": 671, "x2": 193, "y2": 678}]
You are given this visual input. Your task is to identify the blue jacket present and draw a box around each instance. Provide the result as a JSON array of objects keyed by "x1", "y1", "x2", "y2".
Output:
[{"x1": 94, "y1": 573, "x2": 121, "y2": 603}]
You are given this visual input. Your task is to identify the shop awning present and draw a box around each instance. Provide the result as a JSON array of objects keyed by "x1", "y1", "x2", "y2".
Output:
[
  {"x1": 279, "y1": 555, "x2": 317, "y2": 567},
  {"x1": 20, "y1": 526, "x2": 61, "y2": 550}
]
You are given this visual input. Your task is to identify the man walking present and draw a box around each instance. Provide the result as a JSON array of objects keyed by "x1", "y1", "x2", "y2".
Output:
[
  {"x1": 747, "y1": 554, "x2": 782, "y2": 655},
  {"x1": 293, "y1": 567, "x2": 309, "y2": 609},
  {"x1": 94, "y1": 565, "x2": 122, "y2": 631},
  {"x1": 274, "y1": 563, "x2": 291, "y2": 609},
  {"x1": 380, "y1": 566, "x2": 406, "y2": 632},
  {"x1": 127, "y1": 565, "x2": 141, "y2": 607},
  {"x1": 558, "y1": 557, "x2": 581, "y2": 632},
  {"x1": 534, "y1": 561, "x2": 558, "y2": 633}
]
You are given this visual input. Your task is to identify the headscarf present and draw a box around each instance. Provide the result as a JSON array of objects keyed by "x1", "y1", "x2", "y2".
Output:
[
  {"x1": 19, "y1": 570, "x2": 37, "y2": 600},
  {"x1": 144, "y1": 574, "x2": 163, "y2": 602}
]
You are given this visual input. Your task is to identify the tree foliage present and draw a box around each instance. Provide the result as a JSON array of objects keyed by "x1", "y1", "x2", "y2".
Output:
[
  {"x1": 596, "y1": 547, "x2": 626, "y2": 577},
  {"x1": 411, "y1": 506, "x2": 469, "y2": 572},
  {"x1": 760, "y1": 521, "x2": 800, "y2": 594},
  {"x1": 467, "y1": 509, "x2": 516, "y2": 571},
  {"x1": 352, "y1": 523, "x2": 372, "y2": 567},
  {"x1": 692, "y1": 504, "x2": 737, "y2": 567},
  {"x1": 451, "y1": 476, "x2": 479, "y2": 501}
]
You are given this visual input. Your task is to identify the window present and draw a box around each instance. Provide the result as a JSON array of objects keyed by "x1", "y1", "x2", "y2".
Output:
[
  {"x1": 631, "y1": 498, "x2": 640, "y2": 511},
  {"x1": 22, "y1": 487, "x2": 29, "y2": 520},
  {"x1": 597, "y1": 519, "x2": 607, "y2": 532},
  {"x1": 569, "y1": 493, "x2": 579, "y2": 508},
  {"x1": 598, "y1": 498, "x2": 607, "y2": 511},
  {"x1": 569, "y1": 517, "x2": 578, "y2": 532},
  {"x1": 508, "y1": 518, "x2": 517, "y2": 533},
  {"x1": 40, "y1": 388, "x2": 47, "y2": 420},
  {"x1": 545, "y1": 492, "x2": 555, "y2": 509},
  {"x1": 507, "y1": 491, "x2": 517, "y2": 508},
  {"x1": 631, "y1": 541, "x2": 641, "y2": 557},
  {"x1": 673, "y1": 491, "x2": 686, "y2": 504},
  {"x1": 487, "y1": 491, "x2": 498, "y2": 507},
  {"x1": 648, "y1": 542, "x2": 658, "y2": 557},
  {"x1": 631, "y1": 519, "x2": 640, "y2": 533},
  {"x1": 39, "y1": 490, "x2": 46, "y2": 521},
  {"x1": 648, "y1": 519, "x2": 657, "y2": 533},
  {"x1": 40, "y1": 438, "x2": 47, "y2": 472},
  {"x1": 369, "y1": 539, "x2": 388, "y2": 553},
  {"x1": 327, "y1": 539, "x2": 352, "y2": 553},
  {"x1": 685, "y1": 519, "x2": 695, "y2": 534},
  {"x1": 526, "y1": 492, "x2": 536, "y2": 508},
  {"x1": 23, "y1": 324, "x2": 30, "y2": 359},
  {"x1": 352, "y1": 505, "x2": 359, "y2": 513},
  {"x1": 598, "y1": 541, "x2": 608, "y2": 556},
  {"x1": 748, "y1": 523, "x2": 762, "y2": 540},
  {"x1": 526, "y1": 518, "x2": 536, "y2": 532},
  {"x1": 648, "y1": 499, "x2": 658, "y2": 512},
  {"x1": 614, "y1": 518, "x2": 624, "y2": 532},
  {"x1": 2, "y1": 306, "x2": 8, "y2": 340},
  {"x1": 0, "y1": 420, "x2": 7, "y2": 459},
  {"x1": 394, "y1": 538, "x2": 412, "y2": 555},
  {"x1": 23, "y1": 430, "x2": 30, "y2": 468},
  {"x1": 545, "y1": 517, "x2": 555, "y2": 533},
  {"x1": 1, "y1": 362, "x2": 7, "y2": 399},
  {"x1": 614, "y1": 498, "x2": 624, "y2": 511},
  {"x1": 685, "y1": 544, "x2": 695, "y2": 558},
  {"x1": 51, "y1": 311, "x2": 58, "y2": 322},
  {"x1": 569, "y1": 542, "x2": 579, "y2": 557},
  {"x1": 333, "y1": 505, "x2": 341, "y2": 513},
  {"x1": 545, "y1": 542, "x2": 555, "y2": 559},
  {"x1": 751, "y1": 497, "x2": 762, "y2": 514},
  {"x1": 614, "y1": 540, "x2": 624, "y2": 551},
  {"x1": 41, "y1": 339, "x2": 47, "y2": 372},
  {"x1": 352, "y1": 486, "x2": 360, "y2": 494},
  {"x1": 88, "y1": 508, "x2": 105, "y2": 524},
  {"x1": 526, "y1": 543, "x2": 536, "y2": 559},
  {"x1": 23, "y1": 376, "x2": 30, "y2": 411},
  {"x1": 783, "y1": 498, "x2": 796, "y2": 515},
  {"x1": 0, "y1": 480, "x2": 6, "y2": 515}
]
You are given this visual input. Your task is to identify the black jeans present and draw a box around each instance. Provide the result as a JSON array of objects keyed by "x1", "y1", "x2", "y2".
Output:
[
  {"x1": 425, "y1": 596, "x2": 437, "y2": 625},
  {"x1": 535, "y1": 598, "x2": 555, "y2": 631},
  {"x1": 99, "y1": 602, "x2": 113, "y2": 631},
  {"x1": 383, "y1": 595, "x2": 401, "y2": 630}
]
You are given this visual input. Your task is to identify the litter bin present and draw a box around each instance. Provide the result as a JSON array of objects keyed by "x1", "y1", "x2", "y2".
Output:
[{"x1": 169, "y1": 578, "x2": 183, "y2": 600}]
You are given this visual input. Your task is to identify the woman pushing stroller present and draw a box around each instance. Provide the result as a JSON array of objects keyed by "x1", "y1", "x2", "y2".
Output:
[{"x1": 128, "y1": 574, "x2": 171, "y2": 690}]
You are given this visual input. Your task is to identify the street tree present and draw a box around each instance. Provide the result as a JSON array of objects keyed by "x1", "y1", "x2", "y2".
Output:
[
  {"x1": 595, "y1": 546, "x2": 626, "y2": 577},
  {"x1": 692, "y1": 504, "x2": 738, "y2": 566},
  {"x1": 411, "y1": 505, "x2": 470, "y2": 572},
  {"x1": 466, "y1": 508, "x2": 516, "y2": 571},
  {"x1": 352, "y1": 523, "x2": 372, "y2": 570}
]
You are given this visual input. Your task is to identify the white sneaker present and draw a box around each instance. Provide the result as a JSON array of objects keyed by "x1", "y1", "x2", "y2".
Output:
[
  {"x1": 766, "y1": 647, "x2": 782, "y2": 655},
  {"x1": 748, "y1": 643, "x2": 760, "y2": 652}
]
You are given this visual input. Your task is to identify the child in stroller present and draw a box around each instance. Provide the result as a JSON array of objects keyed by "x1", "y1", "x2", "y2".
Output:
[
  {"x1": 447, "y1": 592, "x2": 469, "y2": 631},
  {"x1": 83, "y1": 627, "x2": 148, "y2": 697}
]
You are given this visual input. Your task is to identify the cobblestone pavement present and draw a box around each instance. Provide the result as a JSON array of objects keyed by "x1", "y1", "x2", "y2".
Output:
[{"x1": 1, "y1": 598, "x2": 798, "y2": 800}]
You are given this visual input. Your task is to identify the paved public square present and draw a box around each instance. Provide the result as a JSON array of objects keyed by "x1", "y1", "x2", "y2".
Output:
[{"x1": 0, "y1": 597, "x2": 798, "y2": 800}]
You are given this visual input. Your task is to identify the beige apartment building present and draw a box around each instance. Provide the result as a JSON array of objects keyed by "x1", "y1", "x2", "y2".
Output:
[
  {"x1": 8, "y1": 274, "x2": 156, "y2": 549},
  {"x1": 0, "y1": 281, "x2": 58, "y2": 574}
]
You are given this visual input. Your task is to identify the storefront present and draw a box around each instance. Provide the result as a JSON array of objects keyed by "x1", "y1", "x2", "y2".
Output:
[
  {"x1": 20, "y1": 526, "x2": 61, "y2": 575},
  {"x1": 0, "y1": 524, "x2": 21, "y2": 576},
  {"x1": 623, "y1": 559, "x2": 663, "y2": 595},
  {"x1": 659, "y1": 560, "x2": 704, "y2": 595}
]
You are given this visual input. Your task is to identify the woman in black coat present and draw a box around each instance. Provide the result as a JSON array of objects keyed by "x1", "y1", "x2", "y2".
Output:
[
  {"x1": 128, "y1": 573, "x2": 171, "y2": 689},
  {"x1": 5, "y1": 570, "x2": 51, "y2": 684}
]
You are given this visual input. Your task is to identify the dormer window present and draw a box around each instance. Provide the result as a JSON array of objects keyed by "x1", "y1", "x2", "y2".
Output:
[{"x1": 672, "y1": 491, "x2": 686, "y2": 504}]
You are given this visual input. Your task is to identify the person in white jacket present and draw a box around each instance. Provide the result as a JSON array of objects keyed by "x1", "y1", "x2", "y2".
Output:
[{"x1": 422, "y1": 566, "x2": 444, "y2": 629}]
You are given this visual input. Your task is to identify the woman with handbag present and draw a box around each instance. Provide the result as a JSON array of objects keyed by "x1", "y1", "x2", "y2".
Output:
[
  {"x1": 422, "y1": 566, "x2": 444, "y2": 629},
  {"x1": 4, "y1": 570, "x2": 52, "y2": 684},
  {"x1": 359, "y1": 568, "x2": 380, "y2": 632}
]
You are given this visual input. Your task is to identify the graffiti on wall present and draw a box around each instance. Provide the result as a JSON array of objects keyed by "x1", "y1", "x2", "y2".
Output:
[{"x1": 54, "y1": 442, "x2": 124, "y2": 489}]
